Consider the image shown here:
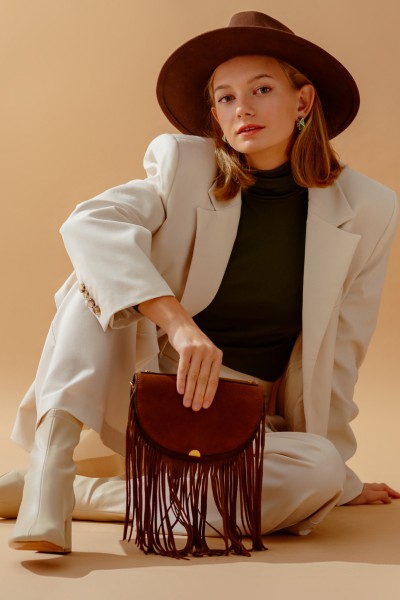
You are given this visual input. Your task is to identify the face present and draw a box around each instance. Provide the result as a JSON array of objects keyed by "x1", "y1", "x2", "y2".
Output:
[{"x1": 211, "y1": 55, "x2": 314, "y2": 170}]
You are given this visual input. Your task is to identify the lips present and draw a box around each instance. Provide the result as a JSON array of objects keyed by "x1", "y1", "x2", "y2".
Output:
[{"x1": 237, "y1": 124, "x2": 264, "y2": 135}]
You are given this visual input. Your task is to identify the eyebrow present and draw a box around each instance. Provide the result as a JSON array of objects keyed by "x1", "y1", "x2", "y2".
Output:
[{"x1": 214, "y1": 73, "x2": 275, "y2": 94}]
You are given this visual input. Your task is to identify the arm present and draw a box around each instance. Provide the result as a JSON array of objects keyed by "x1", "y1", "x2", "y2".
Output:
[
  {"x1": 60, "y1": 134, "x2": 181, "y2": 331},
  {"x1": 61, "y1": 133, "x2": 222, "y2": 407}
]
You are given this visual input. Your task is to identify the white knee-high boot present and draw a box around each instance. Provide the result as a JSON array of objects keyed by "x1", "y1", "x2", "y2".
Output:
[{"x1": 9, "y1": 409, "x2": 82, "y2": 553}]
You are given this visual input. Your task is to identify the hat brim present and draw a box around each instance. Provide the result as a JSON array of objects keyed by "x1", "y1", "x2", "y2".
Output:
[{"x1": 157, "y1": 26, "x2": 360, "y2": 139}]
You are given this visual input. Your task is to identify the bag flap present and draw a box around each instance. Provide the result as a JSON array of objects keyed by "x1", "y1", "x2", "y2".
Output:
[{"x1": 132, "y1": 372, "x2": 265, "y2": 460}]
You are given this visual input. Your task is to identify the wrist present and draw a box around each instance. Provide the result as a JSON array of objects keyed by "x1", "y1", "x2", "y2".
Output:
[{"x1": 137, "y1": 296, "x2": 193, "y2": 333}]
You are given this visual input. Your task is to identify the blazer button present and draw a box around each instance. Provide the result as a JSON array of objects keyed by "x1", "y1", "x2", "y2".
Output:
[
  {"x1": 79, "y1": 283, "x2": 86, "y2": 293},
  {"x1": 87, "y1": 299, "x2": 96, "y2": 309},
  {"x1": 83, "y1": 290, "x2": 90, "y2": 300},
  {"x1": 93, "y1": 306, "x2": 101, "y2": 317}
]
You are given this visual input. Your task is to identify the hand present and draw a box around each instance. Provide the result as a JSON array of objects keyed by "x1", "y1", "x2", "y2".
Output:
[
  {"x1": 346, "y1": 482, "x2": 400, "y2": 505},
  {"x1": 168, "y1": 320, "x2": 223, "y2": 411},
  {"x1": 136, "y1": 296, "x2": 223, "y2": 411}
]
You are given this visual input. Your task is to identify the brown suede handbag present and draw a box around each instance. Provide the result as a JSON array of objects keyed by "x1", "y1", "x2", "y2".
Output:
[{"x1": 123, "y1": 371, "x2": 267, "y2": 558}]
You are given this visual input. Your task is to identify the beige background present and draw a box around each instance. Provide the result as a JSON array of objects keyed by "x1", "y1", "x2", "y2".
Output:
[
  {"x1": 1, "y1": 2, "x2": 400, "y2": 598},
  {"x1": 0, "y1": 0, "x2": 399, "y2": 488}
]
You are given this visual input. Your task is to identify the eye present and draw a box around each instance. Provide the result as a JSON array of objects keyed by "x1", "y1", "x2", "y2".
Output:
[
  {"x1": 255, "y1": 86, "x2": 271, "y2": 95},
  {"x1": 217, "y1": 94, "x2": 234, "y2": 104}
]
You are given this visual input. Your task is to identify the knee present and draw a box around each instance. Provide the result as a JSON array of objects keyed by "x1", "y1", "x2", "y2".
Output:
[
  {"x1": 302, "y1": 434, "x2": 346, "y2": 499},
  {"x1": 266, "y1": 431, "x2": 346, "y2": 500}
]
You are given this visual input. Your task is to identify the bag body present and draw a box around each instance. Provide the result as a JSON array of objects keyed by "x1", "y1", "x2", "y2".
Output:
[{"x1": 124, "y1": 371, "x2": 267, "y2": 558}]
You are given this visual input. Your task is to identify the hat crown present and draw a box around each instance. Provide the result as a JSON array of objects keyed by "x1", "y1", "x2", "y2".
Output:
[{"x1": 228, "y1": 11, "x2": 294, "y2": 35}]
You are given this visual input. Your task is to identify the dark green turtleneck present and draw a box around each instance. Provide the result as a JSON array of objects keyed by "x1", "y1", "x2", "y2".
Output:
[{"x1": 193, "y1": 162, "x2": 308, "y2": 381}]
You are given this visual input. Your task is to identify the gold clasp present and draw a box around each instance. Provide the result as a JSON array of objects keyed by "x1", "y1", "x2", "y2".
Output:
[{"x1": 188, "y1": 449, "x2": 201, "y2": 457}]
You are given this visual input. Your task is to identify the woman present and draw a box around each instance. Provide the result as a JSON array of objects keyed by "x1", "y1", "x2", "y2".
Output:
[{"x1": 3, "y1": 11, "x2": 399, "y2": 553}]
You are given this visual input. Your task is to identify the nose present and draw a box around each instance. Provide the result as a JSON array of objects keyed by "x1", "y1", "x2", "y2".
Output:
[{"x1": 236, "y1": 96, "x2": 255, "y2": 118}]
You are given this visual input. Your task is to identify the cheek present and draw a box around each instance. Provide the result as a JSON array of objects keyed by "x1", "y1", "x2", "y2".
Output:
[
  {"x1": 284, "y1": 96, "x2": 301, "y2": 121},
  {"x1": 267, "y1": 93, "x2": 298, "y2": 120},
  {"x1": 211, "y1": 106, "x2": 219, "y2": 125},
  {"x1": 211, "y1": 107, "x2": 228, "y2": 133},
  {"x1": 272, "y1": 102, "x2": 298, "y2": 132},
  {"x1": 213, "y1": 106, "x2": 228, "y2": 128}
]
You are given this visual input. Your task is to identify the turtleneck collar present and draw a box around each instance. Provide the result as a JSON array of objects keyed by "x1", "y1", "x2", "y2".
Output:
[{"x1": 245, "y1": 162, "x2": 306, "y2": 199}]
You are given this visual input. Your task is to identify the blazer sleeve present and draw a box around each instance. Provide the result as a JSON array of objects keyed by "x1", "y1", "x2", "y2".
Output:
[
  {"x1": 60, "y1": 134, "x2": 181, "y2": 331},
  {"x1": 329, "y1": 189, "x2": 399, "y2": 504}
]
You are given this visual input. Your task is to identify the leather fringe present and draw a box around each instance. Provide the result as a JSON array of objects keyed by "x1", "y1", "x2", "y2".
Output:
[{"x1": 123, "y1": 399, "x2": 267, "y2": 558}]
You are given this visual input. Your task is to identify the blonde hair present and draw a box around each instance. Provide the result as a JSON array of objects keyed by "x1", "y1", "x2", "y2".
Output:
[{"x1": 206, "y1": 58, "x2": 343, "y2": 201}]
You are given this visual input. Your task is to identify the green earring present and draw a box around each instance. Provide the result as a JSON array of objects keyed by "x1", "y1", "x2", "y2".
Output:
[{"x1": 297, "y1": 117, "x2": 306, "y2": 131}]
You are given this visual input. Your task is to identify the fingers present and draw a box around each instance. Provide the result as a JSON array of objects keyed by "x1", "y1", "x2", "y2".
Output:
[
  {"x1": 365, "y1": 482, "x2": 400, "y2": 500},
  {"x1": 376, "y1": 483, "x2": 400, "y2": 498},
  {"x1": 185, "y1": 360, "x2": 221, "y2": 412},
  {"x1": 203, "y1": 361, "x2": 221, "y2": 409},
  {"x1": 176, "y1": 344, "x2": 223, "y2": 411},
  {"x1": 347, "y1": 482, "x2": 400, "y2": 505},
  {"x1": 365, "y1": 490, "x2": 392, "y2": 504},
  {"x1": 176, "y1": 353, "x2": 190, "y2": 396}
]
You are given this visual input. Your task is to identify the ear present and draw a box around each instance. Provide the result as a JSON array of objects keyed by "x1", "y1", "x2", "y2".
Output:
[{"x1": 297, "y1": 84, "x2": 315, "y2": 118}]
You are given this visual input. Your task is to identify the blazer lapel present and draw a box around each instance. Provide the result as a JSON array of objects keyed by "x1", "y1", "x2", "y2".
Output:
[
  {"x1": 180, "y1": 175, "x2": 361, "y2": 433},
  {"x1": 180, "y1": 187, "x2": 241, "y2": 316},
  {"x1": 302, "y1": 181, "x2": 361, "y2": 424}
]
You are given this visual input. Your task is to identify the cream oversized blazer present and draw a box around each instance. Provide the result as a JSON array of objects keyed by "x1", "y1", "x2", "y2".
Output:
[{"x1": 12, "y1": 134, "x2": 398, "y2": 504}]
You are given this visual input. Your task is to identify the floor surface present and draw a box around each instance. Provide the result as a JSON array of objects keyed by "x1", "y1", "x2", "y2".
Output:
[{"x1": 1, "y1": 502, "x2": 400, "y2": 600}]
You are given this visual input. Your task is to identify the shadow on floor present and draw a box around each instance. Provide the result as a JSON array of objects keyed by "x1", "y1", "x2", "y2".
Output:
[{"x1": 3, "y1": 502, "x2": 399, "y2": 579}]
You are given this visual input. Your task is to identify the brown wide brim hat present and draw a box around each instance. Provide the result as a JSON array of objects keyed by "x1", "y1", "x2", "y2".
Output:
[{"x1": 157, "y1": 11, "x2": 360, "y2": 139}]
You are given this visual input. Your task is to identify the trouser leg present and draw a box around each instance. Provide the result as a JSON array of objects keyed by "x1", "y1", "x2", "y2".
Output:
[
  {"x1": 194, "y1": 430, "x2": 344, "y2": 536},
  {"x1": 260, "y1": 431, "x2": 345, "y2": 534},
  {"x1": 35, "y1": 288, "x2": 116, "y2": 430},
  {"x1": 12, "y1": 279, "x2": 140, "y2": 463}
]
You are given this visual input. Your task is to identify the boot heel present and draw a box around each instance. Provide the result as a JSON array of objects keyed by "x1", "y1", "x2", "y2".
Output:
[{"x1": 64, "y1": 516, "x2": 72, "y2": 553}]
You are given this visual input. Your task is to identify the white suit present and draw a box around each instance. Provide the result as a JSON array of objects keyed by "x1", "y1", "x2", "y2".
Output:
[{"x1": 11, "y1": 134, "x2": 398, "y2": 519}]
